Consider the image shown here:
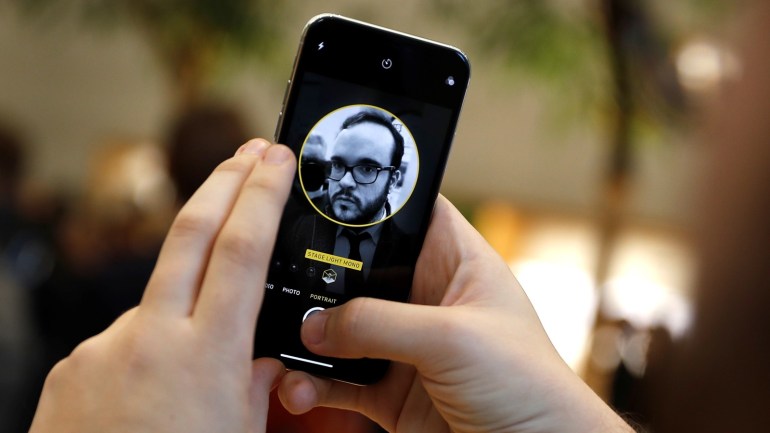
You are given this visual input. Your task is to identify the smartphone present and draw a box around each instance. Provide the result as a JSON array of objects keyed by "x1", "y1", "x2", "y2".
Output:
[{"x1": 254, "y1": 14, "x2": 470, "y2": 385}]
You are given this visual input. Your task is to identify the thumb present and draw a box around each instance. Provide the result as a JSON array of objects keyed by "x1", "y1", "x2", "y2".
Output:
[{"x1": 300, "y1": 297, "x2": 444, "y2": 365}]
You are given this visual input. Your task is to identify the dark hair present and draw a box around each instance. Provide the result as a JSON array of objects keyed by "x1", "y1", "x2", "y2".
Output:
[
  {"x1": 166, "y1": 105, "x2": 248, "y2": 201},
  {"x1": 341, "y1": 109, "x2": 404, "y2": 169}
]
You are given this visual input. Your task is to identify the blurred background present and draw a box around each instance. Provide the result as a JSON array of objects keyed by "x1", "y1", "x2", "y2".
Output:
[{"x1": 0, "y1": 0, "x2": 745, "y2": 431}]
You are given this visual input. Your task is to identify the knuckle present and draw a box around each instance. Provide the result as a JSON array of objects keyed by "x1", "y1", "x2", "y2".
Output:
[
  {"x1": 170, "y1": 210, "x2": 220, "y2": 240},
  {"x1": 68, "y1": 335, "x2": 102, "y2": 364},
  {"x1": 111, "y1": 321, "x2": 173, "y2": 375},
  {"x1": 216, "y1": 229, "x2": 265, "y2": 266},
  {"x1": 71, "y1": 323, "x2": 162, "y2": 375},
  {"x1": 242, "y1": 173, "x2": 287, "y2": 207},
  {"x1": 336, "y1": 297, "x2": 372, "y2": 341},
  {"x1": 432, "y1": 312, "x2": 481, "y2": 358},
  {"x1": 117, "y1": 331, "x2": 157, "y2": 374},
  {"x1": 48, "y1": 336, "x2": 102, "y2": 386},
  {"x1": 42, "y1": 358, "x2": 71, "y2": 392}
]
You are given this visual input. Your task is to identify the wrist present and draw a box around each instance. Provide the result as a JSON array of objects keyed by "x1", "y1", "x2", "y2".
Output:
[
  {"x1": 532, "y1": 367, "x2": 636, "y2": 433},
  {"x1": 562, "y1": 385, "x2": 636, "y2": 433}
]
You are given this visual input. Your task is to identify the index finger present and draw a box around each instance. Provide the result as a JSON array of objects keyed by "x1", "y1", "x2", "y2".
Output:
[
  {"x1": 193, "y1": 144, "x2": 296, "y2": 346},
  {"x1": 141, "y1": 139, "x2": 269, "y2": 316}
]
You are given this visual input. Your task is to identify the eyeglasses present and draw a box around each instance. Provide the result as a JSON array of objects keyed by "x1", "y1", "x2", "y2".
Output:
[{"x1": 326, "y1": 161, "x2": 396, "y2": 184}]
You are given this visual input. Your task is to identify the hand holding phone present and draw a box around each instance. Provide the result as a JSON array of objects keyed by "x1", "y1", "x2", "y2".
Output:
[
  {"x1": 277, "y1": 196, "x2": 636, "y2": 433},
  {"x1": 254, "y1": 14, "x2": 470, "y2": 385}
]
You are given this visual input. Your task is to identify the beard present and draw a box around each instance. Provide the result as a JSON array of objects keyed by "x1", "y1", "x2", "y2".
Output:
[{"x1": 329, "y1": 187, "x2": 389, "y2": 225}]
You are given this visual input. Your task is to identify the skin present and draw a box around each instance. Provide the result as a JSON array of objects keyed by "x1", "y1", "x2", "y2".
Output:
[
  {"x1": 327, "y1": 122, "x2": 401, "y2": 224},
  {"x1": 28, "y1": 138, "x2": 631, "y2": 433},
  {"x1": 29, "y1": 139, "x2": 295, "y2": 433},
  {"x1": 279, "y1": 195, "x2": 635, "y2": 433},
  {"x1": 23, "y1": 6, "x2": 770, "y2": 429}
]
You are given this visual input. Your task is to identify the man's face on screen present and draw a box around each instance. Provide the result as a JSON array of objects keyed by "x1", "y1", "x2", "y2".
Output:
[{"x1": 327, "y1": 122, "x2": 395, "y2": 224}]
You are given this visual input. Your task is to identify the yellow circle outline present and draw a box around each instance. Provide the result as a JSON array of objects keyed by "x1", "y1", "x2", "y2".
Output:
[{"x1": 298, "y1": 104, "x2": 420, "y2": 228}]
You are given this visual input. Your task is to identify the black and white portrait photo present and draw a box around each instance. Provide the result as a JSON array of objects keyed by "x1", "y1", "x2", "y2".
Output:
[{"x1": 298, "y1": 105, "x2": 419, "y2": 227}]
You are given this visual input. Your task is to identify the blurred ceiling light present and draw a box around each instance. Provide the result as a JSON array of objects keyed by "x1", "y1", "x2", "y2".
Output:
[
  {"x1": 676, "y1": 38, "x2": 740, "y2": 94},
  {"x1": 511, "y1": 260, "x2": 598, "y2": 371},
  {"x1": 486, "y1": 205, "x2": 694, "y2": 370},
  {"x1": 603, "y1": 277, "x2": 691, "y2": 336},
  {"x1": 516, "y1": 216, "x2": 597, "y2": 271},
  {"x1": 601, "y1": 231, "x2": 694, "y2": 338},
  {"x1": 503, "y1": 216, "x2": 598, "y2": 371}
]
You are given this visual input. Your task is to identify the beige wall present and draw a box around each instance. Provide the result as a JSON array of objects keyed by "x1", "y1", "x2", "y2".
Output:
[{"x1": 0, "y1": 1, "x2": 704, "y2": 225}]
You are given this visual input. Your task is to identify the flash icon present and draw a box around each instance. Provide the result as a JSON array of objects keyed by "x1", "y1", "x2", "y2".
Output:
[{"x1": 318, "y1": 42, "x2": 325, "y2": 50}]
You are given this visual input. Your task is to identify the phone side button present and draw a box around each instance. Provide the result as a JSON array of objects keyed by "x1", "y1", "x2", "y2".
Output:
[
  {"x1": 281, "y1": 80, "x2": 291, "y2": 109},
  {"x1": 274, "y1": 111, "x2": 283, "y2": 141},
  {"x1": 302, "y1": 307, "x2": 325, "y2": 322}
]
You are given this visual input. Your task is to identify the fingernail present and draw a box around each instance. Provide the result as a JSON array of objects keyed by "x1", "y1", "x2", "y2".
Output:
[
  {"x1": 236, "y1": 139, "x2": 269, "y2": 156},
  {"x1": 302, "y1": 310, "x2": 328, "y2": 346},
  {"x1": 264, "y1": 144, "x2": 293, "y2": 165}
]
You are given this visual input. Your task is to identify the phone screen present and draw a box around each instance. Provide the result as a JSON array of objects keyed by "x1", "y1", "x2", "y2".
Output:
[{"x1": 254, "y1": 15, "x2": 469, "y2": 384}]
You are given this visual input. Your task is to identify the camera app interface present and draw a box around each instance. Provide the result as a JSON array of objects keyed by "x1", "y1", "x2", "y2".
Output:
[
  {"x1": 295, "y1": 104, "x2": 420, "y2": 296},
  {"x1": 254, "y1": 26, "x2": 467, "y2": 380}
]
